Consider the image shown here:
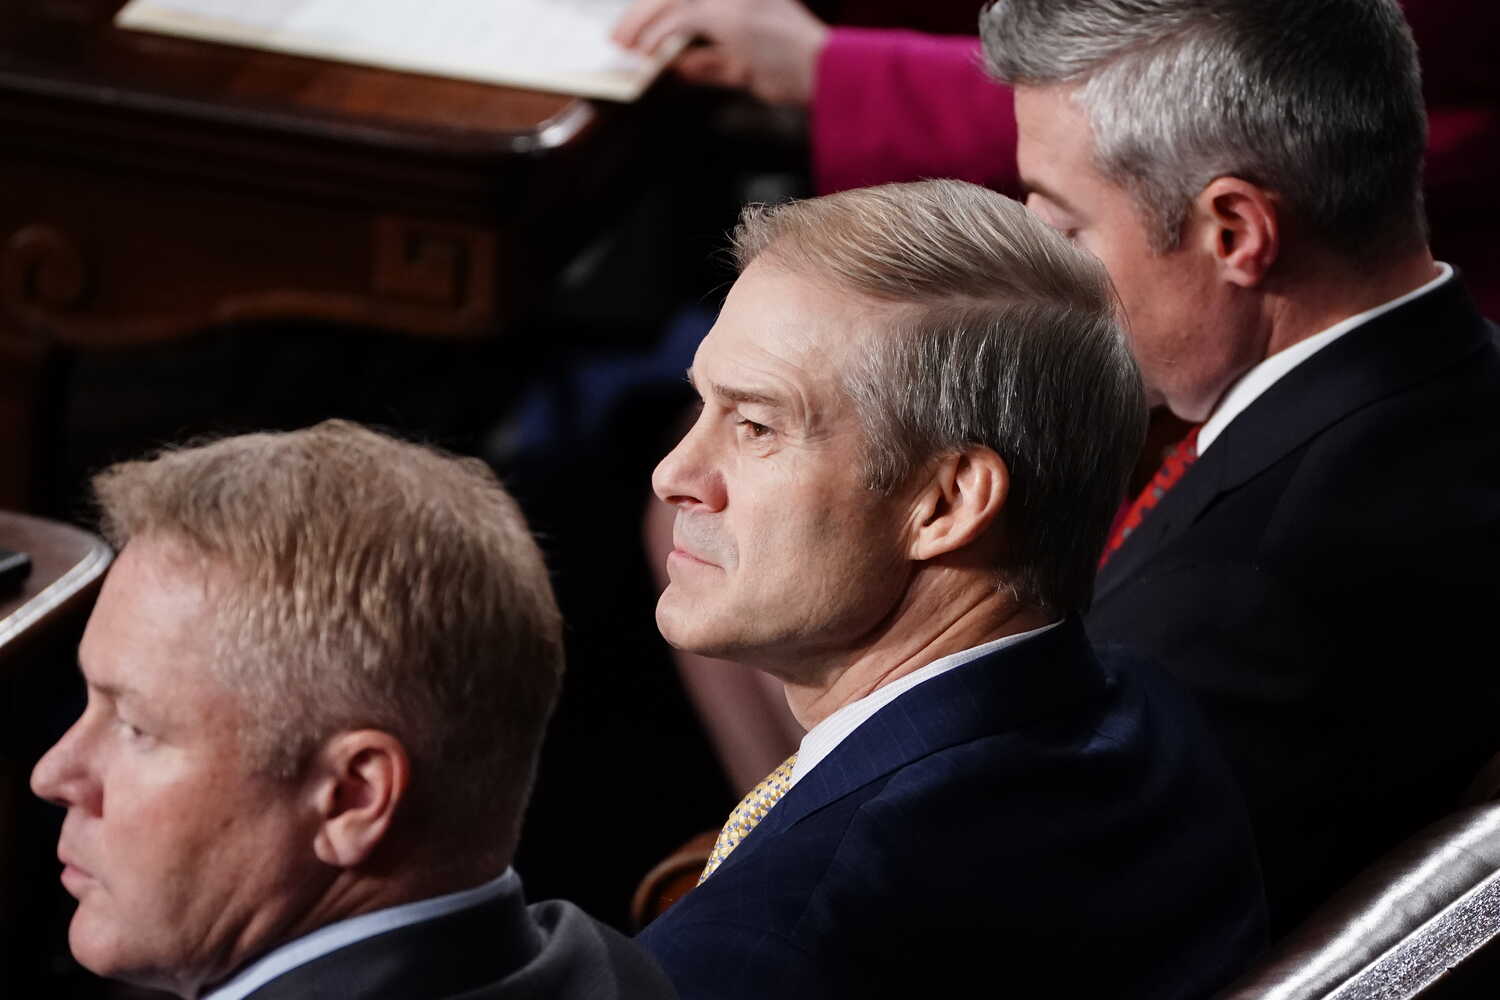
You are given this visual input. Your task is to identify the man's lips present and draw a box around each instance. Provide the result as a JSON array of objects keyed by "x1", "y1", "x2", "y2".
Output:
[
  {"x1": 58, "y1": 851, "x2": 95, "y2": 893},
  {"x1": 668, "y1": 546, "x2": 719, "y2": 568}
]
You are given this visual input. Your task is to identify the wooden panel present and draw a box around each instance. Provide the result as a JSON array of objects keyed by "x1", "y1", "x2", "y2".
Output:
[
  {"x1": 0, "y1": 157, "x2": 508, "y2": 346},
  {"x1": 0, "y1": 0, "x2": 663, "y2": 509}
]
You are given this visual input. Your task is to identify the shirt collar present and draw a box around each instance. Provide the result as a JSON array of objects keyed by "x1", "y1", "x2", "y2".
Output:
[
  {"x1": 788, "y1": 620, "x2": 1063, "y2": 787},
  {"x1": 202, "y1": 868, "x2": 519, "y2": 1000},
  {"x1": 1197, "y1": 262, "x2": 1454, "y2": 455}
]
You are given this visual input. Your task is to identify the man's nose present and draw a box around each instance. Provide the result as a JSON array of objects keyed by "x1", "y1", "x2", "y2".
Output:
[
  {"x1": 31, "y1": 721, "x2": 97, "y2": 813},
  {"x1": 652, "y1": 413, "x2": 726, "y2": 512}
]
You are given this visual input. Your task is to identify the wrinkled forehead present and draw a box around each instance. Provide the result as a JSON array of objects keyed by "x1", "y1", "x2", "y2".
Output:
[{"x1": 703, "y1": 259, "x2": 888, "y2": 387}]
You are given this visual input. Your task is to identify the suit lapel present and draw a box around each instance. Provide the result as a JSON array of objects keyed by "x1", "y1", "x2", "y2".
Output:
[
  {"x1": 710, "y1": 619, "x2": 1108, "y2": 878},
  {"x1": 1095, "y1": 278, "x2": 1491, "y2": 602}
]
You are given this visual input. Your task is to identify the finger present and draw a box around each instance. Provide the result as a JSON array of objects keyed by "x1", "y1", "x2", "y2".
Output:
[
  {"x1": 674, "y1": 47, "x2": 751, "y2": 91},
  {"x1": 611, "y1": 0, "x2": 680, "y2": 49},
  {"x1": 634, "y1": 7, "x2": 704, "y2": 56},
  {"x1": 639, "y1": 0, "x2": 744, "y2": 54}
]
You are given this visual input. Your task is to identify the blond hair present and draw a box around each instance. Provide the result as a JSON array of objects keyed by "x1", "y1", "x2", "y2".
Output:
[{"x1": 93, "y1": 420, "x2": 563, "y2": 861}]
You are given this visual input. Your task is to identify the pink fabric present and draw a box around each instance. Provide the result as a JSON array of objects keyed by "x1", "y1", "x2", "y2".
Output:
[
  {"x1": 809, "y1": 8, "x2": 1500, "y2": 318},
  {"x1": 810, "y1": 29, "x2": 1019, "y2": 198}
]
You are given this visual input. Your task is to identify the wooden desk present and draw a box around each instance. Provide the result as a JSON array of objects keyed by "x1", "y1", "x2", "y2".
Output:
[
  {"x1": 0, "y1": 0, "x2": 659, "y2": 509},
  {"x1": 0, "y1": 510, "x2": 110, "y2": 665}
]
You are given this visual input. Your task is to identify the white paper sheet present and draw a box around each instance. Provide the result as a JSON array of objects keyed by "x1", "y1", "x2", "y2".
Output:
[{"x1": 115, "y1": 0, "x2": 676, "y2": 102}]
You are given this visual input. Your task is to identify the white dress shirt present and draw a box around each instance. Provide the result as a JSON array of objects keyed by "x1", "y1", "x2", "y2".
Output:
[
  {"x1": 203, "y1": 868, "x2": 518, "y2": 1000},
  {"x1": 787, "y1": 620, "x2": 1063, "y2": 788},
  {"x1": 1197, "y1": 262, "x2": 1454, "y2": 455}
]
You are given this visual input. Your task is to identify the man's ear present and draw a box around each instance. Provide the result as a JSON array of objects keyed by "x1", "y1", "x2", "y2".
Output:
[
  {"x1": 1191, "y1": 177, "x2": 1279, "y2": 288},
  {"x1": 308, "y1": 730, "x2": 411, "y2": 870},
  {"x1": 907, "y1": 447, "x2": 1009, "y2": 562}
]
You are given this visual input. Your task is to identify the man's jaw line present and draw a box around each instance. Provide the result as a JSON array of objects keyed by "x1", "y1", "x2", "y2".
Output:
[{"x1": 779, "y1": 572, "x2": 1050, "y2": 730}]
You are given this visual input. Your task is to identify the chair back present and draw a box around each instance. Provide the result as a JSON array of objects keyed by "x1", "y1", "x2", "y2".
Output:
[{"x1": 1219, "y1": 801, "x2": 1500, "y2": 999}]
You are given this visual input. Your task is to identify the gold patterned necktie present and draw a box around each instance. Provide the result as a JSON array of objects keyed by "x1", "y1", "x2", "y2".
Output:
[{"x1": 698, "y1": 753, "x2": 799, "y2": 884}]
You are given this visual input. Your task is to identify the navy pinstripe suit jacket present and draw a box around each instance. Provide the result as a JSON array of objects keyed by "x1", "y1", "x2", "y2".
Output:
[{"x1": 637, "y1": 619, "x2": 1266, "y2": 998}]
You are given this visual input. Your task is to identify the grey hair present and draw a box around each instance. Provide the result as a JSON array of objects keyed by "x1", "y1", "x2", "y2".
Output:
[
  {"x1": 93, "y1": 420, "x2": 564, "y2": 864},
  {"x1": 732, "y1": 180, "x2": 1146, "y2": 613},
  {"x1": 981, "y1": 0, "x2": 1428, "y2": 256}
]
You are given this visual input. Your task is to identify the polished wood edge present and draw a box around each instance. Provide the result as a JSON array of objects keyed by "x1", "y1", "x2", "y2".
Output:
[
  {"x1": 0, "y1": 536, "x2": 111, "y2": 648},
  {"x1": 0, "y1": 66, "x2": 600, "y2": 159}
]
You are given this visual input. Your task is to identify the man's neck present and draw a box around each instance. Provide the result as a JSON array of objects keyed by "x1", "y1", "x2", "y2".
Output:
[
  {"x1": 197, "y1": 867, "x2": 514, "y2": 1000},
  {"x1": 195, "y1": 859, "x2": 501, "y2": 999},
  {"x1": 287, "y1": 857, "x2": 501, "y2": 947},
  {"x1": 1181, "y1": 245, "x2": 1441, "y2": 424},
  {"x1": 1261, "y1": 247, "x2": 1440, "y2": 358},
  {"x1": 781, "y1": 574, "x2": 1055, "y2": 730}
]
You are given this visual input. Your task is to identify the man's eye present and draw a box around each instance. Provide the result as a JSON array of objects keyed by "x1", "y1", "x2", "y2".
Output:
[
  {"x1": 737, "y1": 418, "x2": 773, "y2": 439},
  {"x1": 116, "y1": 719, "x2": 148, "y2": 741}
]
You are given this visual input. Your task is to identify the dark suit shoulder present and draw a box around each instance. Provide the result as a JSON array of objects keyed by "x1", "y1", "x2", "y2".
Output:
[
  {"x1": 1084, "y1": 279, "x2": 1500, "y2": 932},
  {"x1": 247, "y1": 884, "x2": 676, "y2": 1000},
  {"x1": 816, "y1": 650, "x2": 1258, "y2": 922},
  {"x1": 1263, "y1": 344, "x2": 1500, "y2": 556},
  {"x1": 498, "y1": 899, "x2": 678, "y2": 1000},
  {"x1": 639, "y1": 636, "x2": 1264, "y2": 999}
]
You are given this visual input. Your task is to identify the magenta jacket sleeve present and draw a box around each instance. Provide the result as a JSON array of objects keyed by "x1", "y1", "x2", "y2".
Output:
[{"x1": 810, "y1": 28, "x2": 1020, "y2": 197}]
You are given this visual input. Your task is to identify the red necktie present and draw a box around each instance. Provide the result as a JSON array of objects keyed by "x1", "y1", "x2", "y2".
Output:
[{"x1": 1099, "y1": 425, "x2": 1202, "y2": 567}]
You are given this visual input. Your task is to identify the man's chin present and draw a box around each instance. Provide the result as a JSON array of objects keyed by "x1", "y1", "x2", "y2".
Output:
[
  {"x1": 68, "y1": 911, "x2": 125, "y2": 982},
  {"x1": 654, "y1": 593, "x2": 735, "y2": 659},
  {"x1": 69, "y1": 921, "x2": 179, "y2": 998}
]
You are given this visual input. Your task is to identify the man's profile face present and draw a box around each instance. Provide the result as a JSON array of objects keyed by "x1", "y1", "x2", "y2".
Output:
[
  {"x1": 1014, "y1": 85, "x2": 1249, "y2": 421},
  {"x1": 651, "y1": 259, "x2": 913, "y2": 676},
  {"x1": 30, "y1": 539, "x2": 320, "y2": 996}
]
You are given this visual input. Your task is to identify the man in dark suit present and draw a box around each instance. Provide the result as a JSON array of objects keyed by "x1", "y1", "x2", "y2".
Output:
[
  {"x1": 984, "y1": 0, "x2": 1500, "y2": 933},
  {"x1": 30, "y1": 421, "x2": 675, "y2": 999},
  {"x1": 638, "y1": 179, "x2": 1266, "y2": 997}
]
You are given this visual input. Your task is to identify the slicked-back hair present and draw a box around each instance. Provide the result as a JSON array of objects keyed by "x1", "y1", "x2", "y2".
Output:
[
  {"x1": 93, "y1": 420, "x2": 563, "y2": 863},
  {"x1": 982, "y1": 0, "x2": 1428, "y2": 258},
  {"x1": 732, "y1": 180, "x2": 1146, "y2": 613}
]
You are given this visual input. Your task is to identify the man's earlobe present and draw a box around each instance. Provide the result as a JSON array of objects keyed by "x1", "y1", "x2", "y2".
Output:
[
  {"x1": 310, "y1": 730, "x2": 410, "y2": 870},
  {"x1": 908, "y1": 448, "x2": 1009, "y2": 562},
  {"x1": 1195, "y1": 177, "x2": 1279, "y2": 288}
]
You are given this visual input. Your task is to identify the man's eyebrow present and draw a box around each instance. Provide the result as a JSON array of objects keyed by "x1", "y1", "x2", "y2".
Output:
[
  {"x1": 684, "y1": 368, "x2": 787, "y2": 409},
  {"x1": 711, "y1": 383, "x2": 786, "y2": 409},
  {"x1": 77, "y1": 665, "x2": 131, "y2": 703},
  {"x1": 91, "y1": 681, "x2": 133, "y2": 704}
]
